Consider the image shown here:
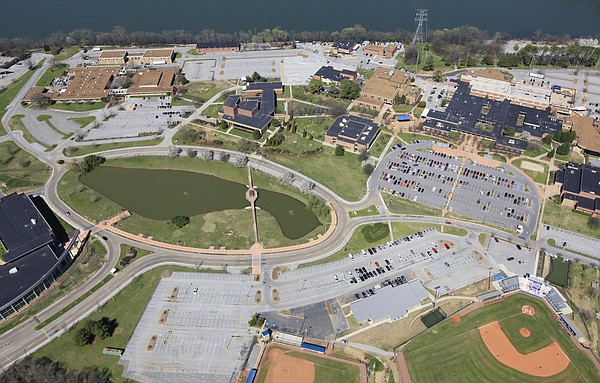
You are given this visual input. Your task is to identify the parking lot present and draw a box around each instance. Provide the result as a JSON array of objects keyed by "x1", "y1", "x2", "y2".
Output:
[
  {"x1": 373, "y1": 142, "x2": 539, "y2": 236},
  {"x1": 120, "y1": 272, "x2": 257, "y2": 383}
]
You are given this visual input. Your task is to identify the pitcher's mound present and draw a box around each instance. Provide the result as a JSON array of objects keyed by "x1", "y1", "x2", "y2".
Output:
[
  {"x1": 520, "y1": 327, "x2": 531, "y2": 337},
  {"x1": 452, "y1": 315, "x2": 461, "y2": 323},
  {"x1": 522, "y1": 305, "x2": 535, "y2": 316}
]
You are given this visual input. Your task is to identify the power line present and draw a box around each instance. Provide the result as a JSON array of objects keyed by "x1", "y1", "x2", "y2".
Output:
[{"x1": 412, "y1": 9, "x2": 428, "y2": 45}]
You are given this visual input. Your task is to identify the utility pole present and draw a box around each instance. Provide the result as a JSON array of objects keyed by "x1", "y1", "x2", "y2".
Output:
[{"x1": 412, "y1": 9, "x2": 428, "y2": 45}]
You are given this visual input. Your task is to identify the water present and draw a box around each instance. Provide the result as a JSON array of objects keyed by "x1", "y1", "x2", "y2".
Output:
[
  {"x1": 80, "y1": 166, "x2": 321, "y2": 240},
  {"x1": 2, "y1": 0, "x2": 599, "y2": 40}
]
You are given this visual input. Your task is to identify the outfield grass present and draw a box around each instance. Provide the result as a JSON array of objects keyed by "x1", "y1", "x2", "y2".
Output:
[
  {"x1": 32, "y1": 266, "x2": 226, "y2": 382},
  {"x1": 49, "y1": 101, "x2": 106, "y2": 112},
  {"x1": 0, "y1": 141, "x2": 51, "y2": 194},
  {"x1": 36, "y1": 64, "x2": 68, "y2": 86},
  {"x1": 267, "y1": 146, "x2": 368, "y2": 201},
  {"x1": 382, "y1": 193, "x2": 443, "y2": 216},
  {"x1": 0, "y1": 69, "x2": 37, "y2": 135},
  {"x1": 512, "y1": 158, "x2": 549, "y2": 184},
  {"x1": 349, "y1": 205, "x2": 380, "y2": 218},
  {"x1": 543, "y1": 199, "x2": 600, "y2": 240},
  {"x1": 403, "y1": 294, "x2": 599, "y2": 383},
  {"x1": 67, "y1": 116, "x2": 96, "y2": 129},
  {"x1": 63, "y1": 138, "x2": 162, "y2": 157}
]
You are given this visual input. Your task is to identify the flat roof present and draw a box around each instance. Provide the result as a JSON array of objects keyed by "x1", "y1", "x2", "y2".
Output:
[
  {"x1": 196, "y1": 42, "x2": 239, "y2": 49},
  {"x1": 58, "y1": 66, "x2": 120, "y2": 100},
  {"x1": 314, "y1": 66, "x2": 356, "y2": 83},
  {"x1": 327, "y1": 115, "x2": 380, "y2": 146},
  {"x1": 571, "y1": 114, "x2": 600, "y2": 153},
  {"x1": 351, "y1": 280, "x2": 429, "y2": 322},
  {"x1": 128, "y1": 68, "x2": 177, "y2": 94},
  {"x1": 99, "y1": 50, "x2": 127, "y2": 58},
  {"x1": 0, "y1": 194, "x2": 52, "y2": 255},
  {"x1": 333, "y1": 40, "x2": 356, "y2": 50},
  {"x1": 143, "y1": 49, "x2": 174, "y2": 58},
  {"x1": 360, "y1": 68, "x2": 407, "y2": 100}
]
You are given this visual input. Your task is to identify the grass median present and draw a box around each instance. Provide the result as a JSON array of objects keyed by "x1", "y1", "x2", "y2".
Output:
[
  {"x1": 0, "y1": 141, "x2": 51, "y2": 194},
  {"x1": 63, "y1": 138, "x2": 162, "y2": 157},
  {"x1": 0, "y1": 69, "x2": 37, "y2": 135}
]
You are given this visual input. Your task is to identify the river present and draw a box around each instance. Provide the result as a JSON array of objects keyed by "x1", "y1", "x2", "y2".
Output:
[{"x1": 2, "y1": 0, "x2": 599, "y2": 40}]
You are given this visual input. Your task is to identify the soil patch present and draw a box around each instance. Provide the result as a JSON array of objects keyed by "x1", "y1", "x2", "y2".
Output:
[
  {"x1": 264, "y1": 347, "x2": 316, "y2": 383},
  {"x1": 520, "y1": 327, "x2": 531, "y2": 338},
  {"x1": 522, "y1": 305, "x2": 535, "y2": 316},
  {"x1": 452, "y1": 315, "x2": 461, "y2": 323}
]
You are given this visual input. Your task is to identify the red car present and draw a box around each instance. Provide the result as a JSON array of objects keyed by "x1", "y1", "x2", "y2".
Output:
[
  {"x1": 445, "y1": 221, "x2": 452, "y2": 225},
  {"x1": 432, "y1": 247, "x2": 438, "y2": 253},
  {"x1": 375, "y1": 261, "x2": 380, "y2": 267},
  {"x1": 444, "y1": 243, "x2": 450, "y2": 249}
]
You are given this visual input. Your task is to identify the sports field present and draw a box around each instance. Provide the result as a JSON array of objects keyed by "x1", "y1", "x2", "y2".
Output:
[
  {"x1": 255, "y1": 345, "x2": 363, "y2": 383},
  {"x1": 401, "y1": 294, "x2": 600, "y2": 383}
]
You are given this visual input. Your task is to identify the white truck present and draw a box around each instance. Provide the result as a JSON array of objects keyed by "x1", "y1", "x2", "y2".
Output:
[{"x1": 528, "y1": 72, "x2": 545, "y2": 79}]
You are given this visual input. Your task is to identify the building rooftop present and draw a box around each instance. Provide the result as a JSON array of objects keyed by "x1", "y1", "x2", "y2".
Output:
[
  {"x1": 99, "y1": 50, "x2": 127, "y2": 58},
  {"x1": 351, "y1": 280, "x2": 429, "y2": 323},
  {"x1": 327, "y1": 115, "x2": 380, "y2": 146},
  {"x1": 58, "y1": 66, "x2": 120, "y2": 101},
  {"x1": 142, "y1": 49, "x2": 174, "y2": 58},
  {"x1": 571, "y1": 114, "x2": 600, "y2": 154},
  {"x1": 220, "y1": 82, "x2": 282, "y2": 130},
  {"x1": 359, "y1": 67, "x2": 408, "y2": 100},
  {"x1": 127, "y1": 68, "x2": 177, "y2": 95},
  {"x1": 314, "y1": 66, "x2": 357, "y2": 83},
  {"x1": 332, "y1": 40, "x2": 356, "y2": 51},
  {"x1": 196, "y1": 42, "x2": 239, "y2": 49}
]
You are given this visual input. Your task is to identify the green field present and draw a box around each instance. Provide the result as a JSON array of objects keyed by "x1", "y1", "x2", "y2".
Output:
[
  {"x1": 543, "y1": 199, "x2": 600, "y2": 240},
  {"x1": 512, "y1": 158, "x2": 549, "y2": 184},
  {"x1": 545, "y1": 257, "x2": 570, "y2": 287},
  {"x1": 36, "y1": 64, "x2": 68, "y2": 86},
  {"x1": 403, "y1": 294, "x2": 599, "y2": 383},
  {"x1": 32, "y1": 266, "x2": 226, "y2": 382},
  {"x1": 0, "y1": 141, "x2": 51, "y2": 194},
  {"x1": 201, "y1": 103, "x2": 222, "y2": 118},
  {"x1": 382, "y1": 193, "x2": 443, "y2": 216},
  {"x1": 391, "y1": 222, "x2": 467, "y2": 238},
  {"x1": 368, "y1": 134, "x2": 391, "y2": 158},
  {"x1": 267, "y1": 146, "x2": 368, "y2": 201},
  {"x1": 48, "y1": 101, "x2": 106, "y2": 112},
  {"x1": 184, "y1": 81, "x2": 231, "y2": 103},
  {"x1": 349, "y1": 205, "x2": 380, "y2": 218},
  {"x1": 0, "y1": 68, "x2": 37, "y2": 135},
  {"x1": 255, "y1": 346, "x2": 360, "y2": 383},
  {"x1": 63, "y1": 138, "x2": 162, "y2": 157}
]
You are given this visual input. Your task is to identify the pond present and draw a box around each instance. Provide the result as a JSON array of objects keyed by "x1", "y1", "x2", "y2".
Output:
[{"x1": 80, "y1": 166, "x2": 322, "y2": 240}]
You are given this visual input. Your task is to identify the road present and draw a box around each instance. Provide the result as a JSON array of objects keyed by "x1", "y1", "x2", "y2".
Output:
[{"x1": 0, "y1": 60, "x2": 582, "y2": 372}]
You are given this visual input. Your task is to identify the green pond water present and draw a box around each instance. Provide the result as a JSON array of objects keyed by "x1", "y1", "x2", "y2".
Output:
[{"x1": 80, "y1": 166, "x2": 321, "y2": 240}]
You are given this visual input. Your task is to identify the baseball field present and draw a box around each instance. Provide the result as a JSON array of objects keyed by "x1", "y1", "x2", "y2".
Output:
[
  {"x1": 255, "y1": 344, "x2": 364, "y2": 383},
  {"x1": 400, "y1": 294, "x2": 600, "y2": 383}
]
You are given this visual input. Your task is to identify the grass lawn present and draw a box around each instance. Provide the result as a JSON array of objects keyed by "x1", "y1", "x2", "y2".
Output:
[
  {"x1": 201, "y1": 103, "x2": 222, "y2": 118},
  {"x1": 32, "y1": 266, "x2": 226, "y2": 382},
  {"x1": 275, "y1": 129, "x2": 323, "y2": 153},
  {"x1": 512, "y1": 158, "x2": 549, "y2": 184},
  {"x1": 391, "y1": 222, "x2": 467, "y2": 238},
  {"x1": 8, "y1": 114, "x2": 50, "y2": 148},
  {"x1": 172, "y1": 124, "x2": 240, "y2": 151},
  {"x1": 349, "y1": 205, "x2": 379, "y2": 218},
  {"x1": 184, "y1": 81, "x2": 230, "y2": 102},
  {"x1": 0, "y1": 68, "x2": 37, "y2": 135},
  {"x1": 555, "y1": 151, "x2": 585, "y2": 164},
  {"x1": 266, "y1": 146, "x2": 368, "y2": 201},
  {"x1": 170, "y1": 97, "x2": 195, "y2": 106},
  {"x1": 299, "y1": 222, "x2": 390, "y2": 267},
  {"x1": 281, "y1": 85, "x2": 291, "y2": 98},
  {"x1": 393, "y1": 104, "x2": 414, "y2": 113},
  {"x1": 0, "y1": 141, "x2": 51, "y2": 194},
  {"x1": 294, "y1": 117, "x2": 333, "y2": 141},
  {"x1": 368, "y1": 134, "x2": 391, "y2": 158},
  {"x1": 356, "y1": 68, "x2": 374, "y2": 79},
  {"x1": 54, "y1": 46, "x2": 80, "y2": 61},
  {"x1": 67, "y1": 116, "x2": 96, "y2": 129},
  {"x1": 382, "y1": 193, "x2": 443, "y2": 216},
  {"x1": 186, "y1": 48, "x2": 201, "y2": 56},
  {"x1": 403, "y1": 293, "x2": 599, "y2": 383},
  {"x1": 36, "y1": 64, "x2": 68, "y2": 86},
  {"x1": 63, "y1": 138, "x2": 162, "y2": 157},
  {"x1": 291, "y1": 86, "x2": 352, "y2": 110},
  {"x1": 36, "y1": 114, "x2": 69, "y2": 137},
  {"x1": 48, "y1": 101, "x2": 106, "y2": 112},
  {"x1": 414, "y1": 106, "x2": 424, "y2": 118},
  {"x1": 478, "y1": 232, "x2": 488, "y2": 247},
  {"x1": 543, "y1": 199, "x2": 600, "y2": 240},
  {"x1": 116, "y1": 244, "x2": 152, "y2": 270},
  {"x1": 277, "y1": 100, "x2": 285, "y2": 114},
  {"x1": 396, "y1": 132, "x2": 447, "y2": 144},
  {"x1": 397, "y1": 45, "x2": 446, "y2": 73}
]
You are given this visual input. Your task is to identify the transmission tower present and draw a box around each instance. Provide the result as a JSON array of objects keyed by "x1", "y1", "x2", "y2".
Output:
[{"x1": 412, "y1": 9, "x2": 428, "y2": 44}]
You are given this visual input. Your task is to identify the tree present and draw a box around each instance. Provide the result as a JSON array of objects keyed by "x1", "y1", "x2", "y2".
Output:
[
  {"x1": 218, "y1": 120, "x2": 229, "y2": 130},
  {"x1": 339, "y1": 79, "x2": 361, "y2": 99},
  {"x1": 363, "y1": 162, "x2": 375, "y2": 175},
  {"x1": 252, "y1": 130, "x2": 262, "y2": 140},
  {"x1": 220, "y1": 153, "x2": 230, "y2": 162},
  {"x1": 422, "y1": 56, "x2": 435, "y2": 71},
  {"x1": 186, "y1": 148, "x2": 197, "y2": 157},
  {"x1": 248, "y1": 314, "x2": 265, "y2": 328},
  {"x1": 547, "y1": 149, "x2": 555, "y2": 158},
  {"x1": 168, "y1": 146, "x2": 182, "y2": 158},
  {"x1": 74, "y1": 326, "x2": 94, "y2": 347},
  {"x1": 300, "y1": 180, "x2": 315, "y2": 194},
  {"x1": 334, "y1": 144, "x2": 345, "y2": 156},
  {"x1": 394, "y1": 94, "x2": 407, "y2": 105},
  {"x1": 0, "y1": 357, "x2": 111, "y2": 383},
  {"x1": 542, "y1": 134, "x2": 553, "y2": 146},
  {"x1": 307, "y1": 194, "x2": 329, "y2": 220},
  {"x1": 403, "y1": 45, "x2": 420, "y2": 65},
  {"x1": 198, "y1": 149, "x2": 214, "y2": 161},
  {"x1": 502, "y1": 126, "x2": 516, "y2": 136},
  {"x1": 279, "y1": 172, "x2": 295, "y2": 186},
  {"x1": 418, "y1": 101, "x2": 426, "y2": 108},
  {"x1": 234, "y1": 155, "x2": 248, "y2": 168},
  {"x1": 72, "y1": 155, "x2": 105, "y2": 174},
  {"x1": 238, "y1": 139, "x2": 259, "y2": 153},
  {"x1": 170, "y1": 215, "x2": 190, "y2": 228},
  {"x1": 482, "y1": 55, "x2": 494, "y2": 66},
  {"x1": 306, "y1": 79, "x2": 322, "y2": 94},
  {"x1": 432, "y1": 70, "x2": 445, "y2": 83},
  {"x1": 30, "y1": 92, "x2": 52, "y2": 107},
  {"x1": 358, "y1": 149, "x2": 369, "y2": 162},
  {"x1": 556, "y1": 143, "x2": 571, "y2": 155}
]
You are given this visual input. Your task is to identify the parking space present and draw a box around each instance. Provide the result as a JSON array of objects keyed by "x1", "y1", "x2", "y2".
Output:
[
  {"x1": 262, "y1": 301, "x2": 338, "y2": 340},
  {"x1": 487, "y1": 236, "x2": 535, "y2": 275},
  {"x1": 120, "y1": 272, "x2": 256, "y2": 383},
  {"x1": 374, "y1": 143, "x2": 539, "y2": 236},
  {"x1": 182, "y1": 59, "x2": 217, "y2": 81}
]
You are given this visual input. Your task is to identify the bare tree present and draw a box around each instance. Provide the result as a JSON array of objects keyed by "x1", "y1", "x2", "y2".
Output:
[
  {"x1": 198, "y1": 148, "x2": 214, "y2": 161},
  {"x1": 186, "y1": 148, "x2": 197, "y2": 157},
  {"x1": 279, "y1": 172, "x2": 295, "y2": 186},
  {"x1": 234, "y1": 155, "x2": 248, "y2": 168},
  {"x1": 30, "y1": 93, "x2": 52, "y2": 107},
  {"x1": 168, "y1": 146, "x2": 182, "y2": 158},
  {"x1": 300, "y1": 180, "x2": 315, "y2": 194}
]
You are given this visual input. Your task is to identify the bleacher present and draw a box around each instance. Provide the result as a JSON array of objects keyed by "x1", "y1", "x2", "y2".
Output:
[
  {"x1": 545, "y1": 288, "x2": 568, "y2": 313},
  {"x1": 499, "y1": 276, "x2": 520, "y2": 293}
]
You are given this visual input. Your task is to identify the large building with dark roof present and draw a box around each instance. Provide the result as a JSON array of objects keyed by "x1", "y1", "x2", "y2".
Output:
[
  {"x1": 313, "y1": 66, "x2": 357, "y2": 84},
  {"x1": 0, "y1": 194, "x2": 80, "y2": 320},
  {"x1": 423, "y1": 80, "x2": 563, "y2": 154},
  {"x1": 325, "y1": 115, "x2": 380, "y2": 153},
  {"x1": 555, "y1": 163, "x2": 600, "y2": 217},
  {"x1": 219, "y1": 82, "x2": 283, "y2": 133},
  {"x1": 332, "y1": 40, "x2": 356, "y2": 55},
  {"x1": 196, "y1": 42, "x2": 240, "y2": 54}
]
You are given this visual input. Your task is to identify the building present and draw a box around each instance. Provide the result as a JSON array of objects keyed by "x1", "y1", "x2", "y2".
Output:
[
  {"x1": 355, "y1": 68, "x2": 415, "y2": 111},
  {"x1": 196, "y1": 42, "x2": 240, "y2": 54},
  {"x1": 325, "y1": 115, "x2": 380, "y2": 153},
  {"x1": 555, "y1": 162, "x2": 600, "y2": 217},
  {"x1": 313, "y1": 66, "x2": 357, "y2": 84},
  {"x1": 423, "y1": 80, "x2": 562, "y2": 154},
  {"x1": 332, "y1": 40, "x2": 356, "y2": 55},
  {"x1": 350, "y1": 280, "x2": 429, "y2": 323},
  {"x1": 363, "y1": 43, "x2": 398, "y2": 58},
  {"x1": 0, "y1": 55, "x2": 18, "y2": 69},
  {"x1": 98, "y1": 50, "x2": 128, "y2": 65},
  {"x1": 219, "y1": 82, "x2": 283, "y2": 133},
  {"x1": 569, "y1": 113, "x2": 600, "y2": 156},
  {"x1": 0, "y1": 194, "x2": 80, "y2": 320},
  {"x1": 125, "y1": 68, "x2": 178, "y2": 97},
  {"x1": 128, "y1": 49, "x2": 174, "y2": 66}
]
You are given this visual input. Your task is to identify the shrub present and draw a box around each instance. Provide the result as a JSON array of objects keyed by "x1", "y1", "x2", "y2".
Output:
[
  {"x1": 556, "y1": 143, "x2": 570, "y2": 156},
  {"x1": 361, "y1": 223, "x2": 390, "y2": 243},
  {"x1": 170, "y1": 215, "x2": 190, "y2": 228},
  {"x1": 334, "y1": 145, "x2": 345, "y2": 156},
  {"x1": 248, "y1": 314, "x2": 265, "y2": 328}
]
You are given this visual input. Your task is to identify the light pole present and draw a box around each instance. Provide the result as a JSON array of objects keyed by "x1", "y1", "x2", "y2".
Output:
[{"x1": 432, "y1": 286, "x2": 441, "y2": 310}]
